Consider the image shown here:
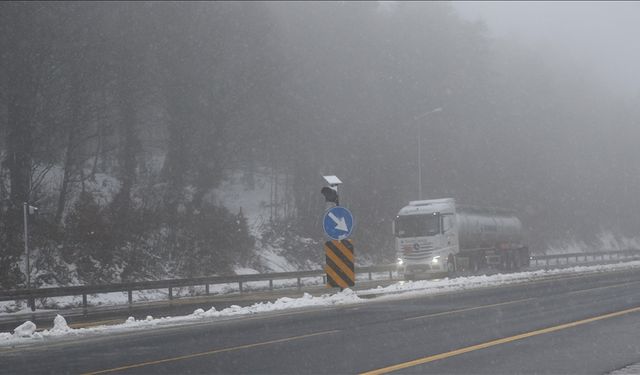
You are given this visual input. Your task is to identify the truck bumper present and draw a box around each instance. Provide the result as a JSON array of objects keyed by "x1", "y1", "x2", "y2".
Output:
[{"x1": 402, "y1": 263, "x2": 446, "y2": 280}]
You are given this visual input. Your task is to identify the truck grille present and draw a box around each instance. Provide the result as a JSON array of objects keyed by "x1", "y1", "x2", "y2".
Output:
[{"x1": 402, "y1": 243, "x2": 434, "y2": 260}]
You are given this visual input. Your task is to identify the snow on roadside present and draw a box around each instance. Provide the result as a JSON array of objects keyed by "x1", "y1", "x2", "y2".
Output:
[
  {"x1": 3, "y1": 260, "x2": 640, "y2": 346},
  {"x1": 609, "y1": 363, "x2": 640, "y2": 375},
  {"x1": 0, "y1": 290, "x2": 361, "y2": 346},
  {"x1": 361, "y1": 261, "x2": 640, "y2": 298}
]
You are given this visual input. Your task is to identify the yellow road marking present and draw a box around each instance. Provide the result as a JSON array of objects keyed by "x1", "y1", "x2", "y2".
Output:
[
  {"x1": 82, "y1": 329, "x2": 340, "y2": 375},
  {"x1": 361, "y1": 305, "x2": 640, "y2": 375},
  {"x1": 403, "y1": 298, "x2": 534, "y2": 321}
]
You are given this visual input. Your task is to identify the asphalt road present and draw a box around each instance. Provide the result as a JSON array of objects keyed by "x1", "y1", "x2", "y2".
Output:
[{"x1": 2, "y1": 268, "x2": 640, "y2": 374}]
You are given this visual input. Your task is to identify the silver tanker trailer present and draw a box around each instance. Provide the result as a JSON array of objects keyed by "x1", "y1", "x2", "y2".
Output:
[{"x1": 393, "y1": 198, "x2": 529, "y2": 280}]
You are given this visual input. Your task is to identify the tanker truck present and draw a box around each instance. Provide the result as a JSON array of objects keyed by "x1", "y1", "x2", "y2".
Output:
[{"x1": 393, "y1": 198, "x2": 529, "y2": 280}]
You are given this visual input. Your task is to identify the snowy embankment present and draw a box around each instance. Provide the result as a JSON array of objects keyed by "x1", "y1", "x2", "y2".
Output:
[
  {"x1": 544, "y1": 231, "x2": 640, "y2": 255},
  {"x1": 2, "y1": 260, "x2": 640, "y2": 346}
]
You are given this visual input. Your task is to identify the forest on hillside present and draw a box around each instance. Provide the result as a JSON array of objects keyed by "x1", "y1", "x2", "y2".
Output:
[{"x1": 2, "y1": 2, "x2": 639, "y2": 288}]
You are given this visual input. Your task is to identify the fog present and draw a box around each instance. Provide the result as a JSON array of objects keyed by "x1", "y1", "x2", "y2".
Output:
[
  {"x1": 453, "y1": 1, "x2": 640, "y2": 96},
  {"x1": 1, "y1": 1, "x2": 639, "y2": 287}
]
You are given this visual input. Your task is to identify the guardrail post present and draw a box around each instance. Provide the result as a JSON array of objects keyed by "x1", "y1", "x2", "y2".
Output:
[
  {"x1": 128, "y1": 290, "x2": 133, "y2": 305},
  {"x1": 389, "y1": 270, "x2": 393, "y2": 280},
  {"x1": 239, "y1": 281, "x2": 243, "y2": 294},
  {"x1": 368, "y1": 272, "x2": 372, "y2": 280},
  {"x1": 82, "y1": 294, "x2": 88, "y2": 311},
  {"x1": 29, "y1": 297, "x2": 36, "y2": 312},
  {"x1": 169, "y1": 287, "x2": 173, "y2": 300},
  {"x1": 297, "y1": 278, "x2": 301, "y2": 290},
  {"x1": 205, "y1": 284, "x2": 210, "y2": 295},
  {"x1": 322, "y1": 275, "x2": 326, "y2": 284},
  {"x1": 269, "y1": 280, "x2": 273, "y2": 291}
]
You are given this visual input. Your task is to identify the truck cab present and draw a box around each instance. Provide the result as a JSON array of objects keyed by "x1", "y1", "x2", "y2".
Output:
[{"x1": 393, "y1": 198, "x2": 458, "y2": 279}]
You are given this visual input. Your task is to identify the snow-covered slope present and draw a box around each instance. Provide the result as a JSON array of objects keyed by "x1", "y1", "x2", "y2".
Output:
[{"x1": 210, "y1": 169, "x2": 320, "y2": 273}]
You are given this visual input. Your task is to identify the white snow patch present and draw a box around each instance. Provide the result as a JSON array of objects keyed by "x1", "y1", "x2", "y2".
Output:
[
  {"x1": 50, "y1": 315, "x2": 71, "y2": 334},
  {"x1": 233, "y1": 267, "x2": 259, "y2": 275},
  {"x1": 255, "y1": 245, "x2": 300, "y2": 272},
  {"x1": 13, "y1": 321, "x2": 37, "y2": 338},
  {"x1": 209, "y1": 169, "x2": 286, "y2": 238}
]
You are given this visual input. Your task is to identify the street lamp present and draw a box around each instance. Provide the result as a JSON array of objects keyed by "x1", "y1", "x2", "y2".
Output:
[
  {"x1": 23, "y1": 202, "x2": 37, "y2": 290},
  {"x1": 415, "y1": 107, "x2": 442, "y2": 200}
]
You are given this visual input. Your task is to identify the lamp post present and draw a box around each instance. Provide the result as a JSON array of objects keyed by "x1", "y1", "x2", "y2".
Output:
[
  {"x1": 23, "y1": 202, "x2": 37, "y2": 290},
  {"x1": 23, "y1": 202, "x2": 29, "y2": 290},
  {"x1": 415, "y1": 107, "x2": 442, "y2": 200}
]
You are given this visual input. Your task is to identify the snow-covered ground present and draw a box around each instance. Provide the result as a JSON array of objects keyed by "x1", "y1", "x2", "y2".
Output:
[
  {"x1": 211, "y1": 169, "x2": 320, "y2": 273},
  {"x1": 3, "y1": 260, "x2": 640, "y2": 347}
]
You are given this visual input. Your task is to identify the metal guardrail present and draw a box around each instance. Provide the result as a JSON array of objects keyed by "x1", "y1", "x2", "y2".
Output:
[
  {"x1": 530, "y1": 249, "x2": 640, "y2": 266},
  {"x1": 2, "y1": 249, "x2": 639, "y2": 312},
  {"x1": 0, "y1": 265, "x2": 398, "y2": 311}
]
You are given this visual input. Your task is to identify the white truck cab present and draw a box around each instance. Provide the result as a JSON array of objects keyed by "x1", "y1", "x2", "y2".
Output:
[{"x1": 393, "y1": 198, "x2": 458, "y2": 278}]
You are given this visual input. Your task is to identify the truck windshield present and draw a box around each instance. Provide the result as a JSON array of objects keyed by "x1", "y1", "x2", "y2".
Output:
[{"x1": 395, "y1": 214, "x2": 440, "y2": 238}]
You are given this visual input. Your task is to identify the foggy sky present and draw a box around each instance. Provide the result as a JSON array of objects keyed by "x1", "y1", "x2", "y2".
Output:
[{"x1": 451, "y1": 1, "x2": 640, "y2": 97}]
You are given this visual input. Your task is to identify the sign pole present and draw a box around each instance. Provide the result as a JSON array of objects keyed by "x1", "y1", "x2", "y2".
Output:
[
  {"x1": 321, "y1": 175, "x2": 355, "y2": 291},
  {"x1": 23, "y1": 202, "x2": 29, "y2": 291}
]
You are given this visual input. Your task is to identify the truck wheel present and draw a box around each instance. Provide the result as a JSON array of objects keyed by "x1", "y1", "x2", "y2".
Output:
[{"x1": 447, "y1": 255, "x2": 457, "y2": 276}]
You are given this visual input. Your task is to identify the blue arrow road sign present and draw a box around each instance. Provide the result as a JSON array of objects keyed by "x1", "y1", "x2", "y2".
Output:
[{"x1": 323, "y1": 206, "x2": 354, "y2": 240}]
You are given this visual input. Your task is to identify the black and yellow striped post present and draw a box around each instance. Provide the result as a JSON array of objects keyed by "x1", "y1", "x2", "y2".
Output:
[{"x1": 324, "y1": 239, "x2": 355, "y2": 289}]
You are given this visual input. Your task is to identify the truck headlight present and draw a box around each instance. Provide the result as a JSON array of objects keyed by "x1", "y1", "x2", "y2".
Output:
[
  {"x1": 431, "y1": 256, "x2": 440, "y2": 264},
  {"x1": 397, "y1": 258, "x2": 404, "y2": 265}
]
